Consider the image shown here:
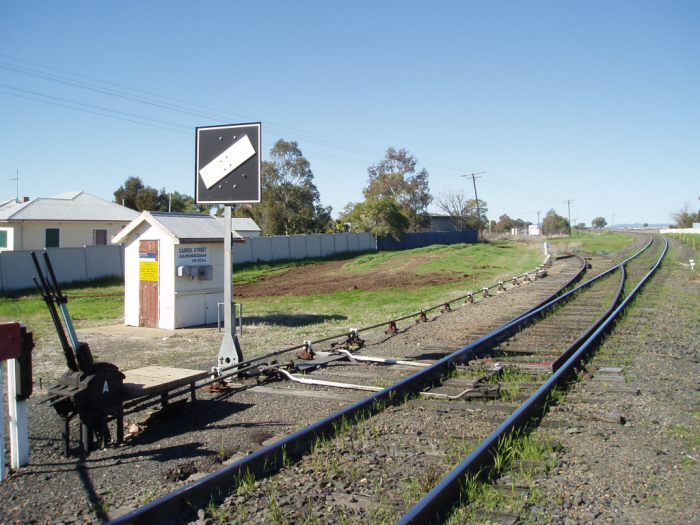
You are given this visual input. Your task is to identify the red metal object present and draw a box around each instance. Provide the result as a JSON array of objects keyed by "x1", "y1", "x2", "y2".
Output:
[
  {"x1": 440, "y1": 303, "x2": 452, "y2": 313},
  {"x1": 384, "y1": 320, "x2": 398, "y2": 334},
  {"x1": 0, "y1": 322, "x2": 22, "y2": 360},
  {"x1": 416, "y1": 310, "x2": 428, "y2": 323}
]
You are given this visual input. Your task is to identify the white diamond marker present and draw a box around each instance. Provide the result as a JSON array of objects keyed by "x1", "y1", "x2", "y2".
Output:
[{"x1": 199, "y1": 134, "x2": 256, "y2": 189}]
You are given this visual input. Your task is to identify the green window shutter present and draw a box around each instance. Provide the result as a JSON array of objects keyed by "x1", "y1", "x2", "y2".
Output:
[
  {"x1": 0, "y1": 231, "x2": 6, "y2": 248},
  {"x1": 45, "y1": 228, "x2": 60, "y2": 248}
]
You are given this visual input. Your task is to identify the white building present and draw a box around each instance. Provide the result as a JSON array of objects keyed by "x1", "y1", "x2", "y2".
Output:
[
  {"x1": 0, "y1": 191, "x2": 138, "y2": 252},
  {"x1": 112, "y1": 211, "x2": 244, "y2": 329},
  {"x1": 528, "y1": 224, "x2": 541, "y2": 236},
  {"x1": 231, "y1": 217, "x2": 261, "y2": 237}
]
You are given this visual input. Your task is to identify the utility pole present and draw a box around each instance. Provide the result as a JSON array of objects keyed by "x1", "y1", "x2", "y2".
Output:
[
  {"x1": 8, "y1": 170, "x2": 18, "y2": 201},
  {"x1": 537, "y1": 211, "x2": 541, "y2": 228},
  {"x1": 562, "y1": 199, "x2": 574, "y2": 235},
  {"x1": 462, "y1": 171, "x2": 486, "y2": 243}
]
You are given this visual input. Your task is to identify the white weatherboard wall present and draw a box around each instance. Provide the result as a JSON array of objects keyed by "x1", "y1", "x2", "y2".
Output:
[
  {"x1": 123, "y1": 222, "x2": 225, "y2": 329},
  {"x1": 7, "y1": 221, "x2": 129, "y2": 251},
  {"x1": 173, "y1": 243, "x2": 224, "y2": 329}
]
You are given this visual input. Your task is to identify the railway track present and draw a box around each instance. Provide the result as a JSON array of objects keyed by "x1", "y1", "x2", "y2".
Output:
[{"x1": 109, "y1": 234, "x2": 665, "y2": 525}]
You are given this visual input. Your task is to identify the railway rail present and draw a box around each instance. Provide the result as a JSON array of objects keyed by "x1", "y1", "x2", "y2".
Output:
[{"x1": 105, "y1": 234, "x2": 666, "y2": 525}]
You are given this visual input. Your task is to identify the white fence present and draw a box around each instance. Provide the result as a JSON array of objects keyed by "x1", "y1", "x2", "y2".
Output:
[
  {"x1": 0, "y1": 233, "x2": 375, "y2": 293},
  {"x1": 0, "y1": 245, "x2": 125, "y2": 292},
  {"x1": 232, "y1": 232, "x2": 375, "y2": 264}
]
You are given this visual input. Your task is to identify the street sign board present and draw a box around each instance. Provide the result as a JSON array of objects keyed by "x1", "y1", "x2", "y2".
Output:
[{"x1": 195, "y1": 123, "x2": 261, "y2": 204}]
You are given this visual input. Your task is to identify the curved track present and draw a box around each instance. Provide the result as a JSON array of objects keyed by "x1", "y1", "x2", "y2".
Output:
[{"x1": 109, "y1": 234, "x2": 666, "y2": 525}]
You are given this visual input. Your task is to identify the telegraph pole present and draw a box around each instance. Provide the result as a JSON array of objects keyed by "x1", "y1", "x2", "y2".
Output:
[
  {"x1": 562, "y1": 199, "x2": 574, "y2": 235},
  {"x1": 537, "y1": 211, "x2": 541, "y2": 228},
  {"x1": 462, "y1": 171, "x2": 486, "y2": 243}
]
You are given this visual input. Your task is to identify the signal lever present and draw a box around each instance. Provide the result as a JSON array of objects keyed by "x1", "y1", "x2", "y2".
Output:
[{"x1": 31, "y1": 251, "x2": 94, "y2": 372}]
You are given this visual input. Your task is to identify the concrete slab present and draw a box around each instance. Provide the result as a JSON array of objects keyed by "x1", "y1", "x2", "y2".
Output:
[{"x1": 123, "y1": 365, "x2": 210, "y2": 397}]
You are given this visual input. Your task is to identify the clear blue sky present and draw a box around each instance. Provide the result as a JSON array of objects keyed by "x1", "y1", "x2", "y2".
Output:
[{"x1": 1, "y1": 1, "x2": 697, "y2": 227}]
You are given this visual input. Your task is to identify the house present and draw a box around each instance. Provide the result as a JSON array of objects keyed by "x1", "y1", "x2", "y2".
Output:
[
  {"x1": 0, "y1": 191, "x2": 139, "y2": 251},
  {"x1": 231, "y1": 217, "x2": 261, "y2": 237}
]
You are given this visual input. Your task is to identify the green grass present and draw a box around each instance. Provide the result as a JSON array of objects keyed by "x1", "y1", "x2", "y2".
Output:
[
  {"x1": 0, "y1": 242, "x2": 545, "y2": 336},
  {"x1": 231, "y1": 251, "x2": 368, "y2": 285},
  {"x1": 0, "y1": 278, "x2": 125, "y2": 337},
  {"x1": 549, "y1": 231, "x2": 634, "y2": 254},
  {"x1": 665, "y1": 232, "x2": 700, "y2": 250},
  {"x1": 240, "y1": 242, "x2": 544, "y2": 328}
]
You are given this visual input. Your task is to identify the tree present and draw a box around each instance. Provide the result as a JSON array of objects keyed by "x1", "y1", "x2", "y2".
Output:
[
  {"x1": 591, "y1": 217, "x2": 607, "y2": 229},
  {"x1": 435, "y1": 189, "x2": 469, "y2": 230},
  {"x1": 246, "y1": 139, "x2": 331, "y2": 235},
  {"x1": 340, "y1": 197, "x2": 410, "y2": 239},
  {"x1": 168, "y1": 191, "x2": 210, "y2": 213},
  {"x1": 671, "y1": 203, "x2": 698, "y2": 228},
  {"x1": 495, "y1": 214, "x2": 514, "y2": 232},
  {"x1": 364, "y1": 147, "x2": 432, "y2": 231},
  {"x1": 541, "y1": 209, "x2": 569, "y2": 234},
  {"x1": 114, "y1": 176, "x2": 168, "y2": 212},
  {"x1": 114, "y1": 176, "x2": 212, "y2": 213},
  {"x1": 464, "y1": 199, "x2": 489, "y2": 231},
  {"x1": 512, "y1": 218, "x2": 530, "y2": 229}
]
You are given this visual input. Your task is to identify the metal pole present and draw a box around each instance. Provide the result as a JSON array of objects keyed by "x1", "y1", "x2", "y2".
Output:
[
  {"x1": 462, "y1": 172, "x2": 486, "y2": 243},
  {"x1": 217, "y1": 205, "x2": 242, "y2": 366},
  {"x1": 562, "y1": 200, "x2": 574, "y2": 235}
]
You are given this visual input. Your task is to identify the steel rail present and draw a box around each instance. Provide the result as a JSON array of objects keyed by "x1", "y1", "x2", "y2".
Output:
[
  {"x1": 396, "y1": 235, "x2": 666, "y2": 525},
  {"x1": 107, "y1": 255, "x2": 587, "y2": 525},
  {"x1": 210, "y1": 259, "x2": 554, "y2": 376}
]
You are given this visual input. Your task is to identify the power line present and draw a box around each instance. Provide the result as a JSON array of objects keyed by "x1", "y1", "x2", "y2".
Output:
[{"x1": 0, "y1": 54, "x2": 472, "y2": 178}]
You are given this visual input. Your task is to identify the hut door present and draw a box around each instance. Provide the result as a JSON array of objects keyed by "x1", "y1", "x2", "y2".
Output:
[{"x1": 139, "y1": 240, "x2": 159, "y2": 328}]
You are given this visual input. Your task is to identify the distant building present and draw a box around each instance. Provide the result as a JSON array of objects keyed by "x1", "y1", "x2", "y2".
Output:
[
  {"x1": 231, "y1": 217, "x2": 261, "y2": 237},
  {"x1": 0, "y1": 191, "x2": 138, "y2": 251},
  {"x1": 427, "y1": 214, "x2": 458, "y2": 232},
  {"x1": 528, "y1": 224, "x2": 541, "y2": 236}
]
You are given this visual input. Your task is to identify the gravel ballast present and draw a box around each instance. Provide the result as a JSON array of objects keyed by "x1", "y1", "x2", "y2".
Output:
[{"x1": 1, "y1": 235, "x2": 697, "y2": 525}]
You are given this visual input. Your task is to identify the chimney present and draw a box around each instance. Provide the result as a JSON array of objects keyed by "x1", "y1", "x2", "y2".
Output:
[{"x1": 21, "y1": 197, "x2": 30, "y2": 203}]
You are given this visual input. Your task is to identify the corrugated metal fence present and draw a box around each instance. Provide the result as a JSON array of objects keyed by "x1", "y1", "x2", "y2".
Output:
[
  {"x1": 0, "y1": 245, "x2": 125, "y2": 293},
  {"x1": 376, "y1": 230, "x2": 478, "y2": 251}
]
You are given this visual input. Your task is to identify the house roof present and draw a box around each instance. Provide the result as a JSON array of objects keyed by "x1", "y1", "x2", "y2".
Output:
[
  {"x1": 112, "y1": 211, "x2": 244, "y2": 244},
  {"x1": 231, "y1": 217, "x2": 261, "y2": 232},
  {"x1": 0, "y1": 191, "x2": 139, "y2": 222}
]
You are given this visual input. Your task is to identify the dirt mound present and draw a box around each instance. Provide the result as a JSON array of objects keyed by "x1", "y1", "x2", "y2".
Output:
[{"x1": 233, "y1": 255, "x2": 473, "y2": 298}]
